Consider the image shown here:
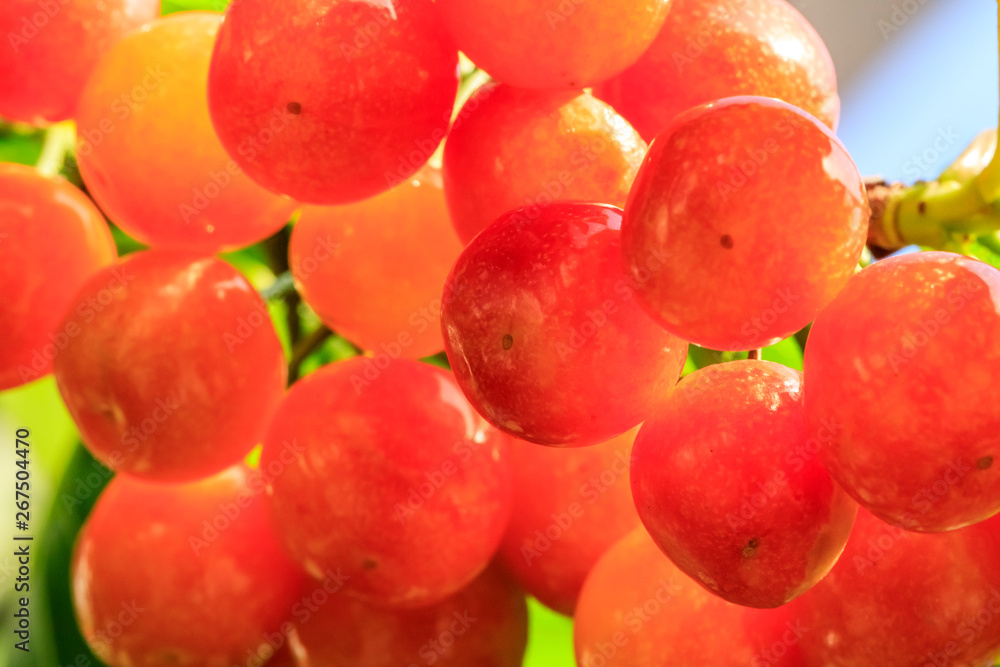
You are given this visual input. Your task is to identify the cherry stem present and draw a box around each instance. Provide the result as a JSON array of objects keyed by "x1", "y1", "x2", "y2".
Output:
[
  {"x1": 35, "y1": 121, "x2": 75, "y2": 178},
  {"x1": 262, "y1": 226, "x2": 302, "y2": 345},
  {"x1": 260, "y1": 271, "x2": 296, "y2": 302},
  {"x1": 288, "y1": 325, "x2": 333, "y2": 384},
  {"x1": 868, "y1": 1, "x2": 1000, "y2": 252}
]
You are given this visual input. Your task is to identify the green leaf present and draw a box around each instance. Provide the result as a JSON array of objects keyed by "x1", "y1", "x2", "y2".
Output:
[
  {"x1": 0, "y1": 378, "x2": 82, "y2": 665},
  {"x1": 686, "y1": 335, "x2": 804, "y2": 374},
  {"x1": 41, "y1": 446, "x2": 109, "y2": 667},
  {"x1": 161, "y1": 0, "x2": 230, "y2": 14},
  {"x1": 969, "y1": 237, "x2": 1000, "y2": 270},
  {"x1": 0, "y1": 126, "x2": 44, "y2": 166},
  {"x1": 524, "y1": 597, "x2": 575, "y2": 667},
  {"x1": 109, "y1": 223, "x2": 148, "y2": 257},
  {"x1": 420, "y1": 351, "x2": 451, "y2": 370},
  {"x1": 761, "y1": 335, "x2": 804, "y2": 371}
]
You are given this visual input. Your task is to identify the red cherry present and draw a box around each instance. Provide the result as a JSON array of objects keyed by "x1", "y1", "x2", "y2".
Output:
[
  {"x1": 498, "y1": 428, "x2": 641, "y2": 615},
  {"x1": 574, "y1": 527, "x2": 807, "y2": 666},
  {"x1": 71, "y1": 466, "x2": 308, "y2": 666},
  {"x1": 261, "y1": 357, "x2": 512, "y2": 608},
  {"x1": 622, "y1": 97, "x2": 867, "y2": 351},
  {"x1": 0, "y1": 163, "x2": 116, "y2": 390},
  {"x1": 805, "y1": 251, "x2": 1000, "y2": 531},
  {"x1": 792, "y1": 508, "x2": 1000, "y2": 665},
  {"x1": 442, "y1": 202, "x2": 687, "y2": 447},
  {"x1": 208, "y1": 0, "x2": 458, "y2": 204},
  {"x1": 288, "y1": 564, "x2": 527, "y2": 666},
  {"x1": 0, "y1": 0, "x2": 160, "y2": 123},
  {"x1": 631, "y1": 360, "x2": 857, "y2": 608},
  {"x1": 54, "y1": 250, "x2": 286, "y2": 482},
  {"x1": 595, "y1": 0, "x2": 838, "y2": 140}
]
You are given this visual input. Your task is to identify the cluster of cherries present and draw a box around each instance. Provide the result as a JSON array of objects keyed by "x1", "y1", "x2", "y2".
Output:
[{"x1": 2, "y1": 0, "x2": 1000, "y2": 665}]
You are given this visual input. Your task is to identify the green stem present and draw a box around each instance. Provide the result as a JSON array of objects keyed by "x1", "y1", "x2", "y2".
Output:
[
  {"x1": 262, "y1": 225, "x2": 301, "y2": 345},
  {"x1": 977, "y1": 232, "x2": 1000, "y2": 257},
  {"x1": 869, "y1": 1, "x2": 1000, "y2": 251},
  {"x1": 889, "y1": 180, "x2": 997, "y2": 248},
  {"x1": 34, "y1": 121, "x2": 75, "y2": 177},
  {"x1": 260, "y1": 271, "x2": 296, "y2": 302},
  {"x1": 288, "y1": 326, "x2": 332, "y2": 384}
]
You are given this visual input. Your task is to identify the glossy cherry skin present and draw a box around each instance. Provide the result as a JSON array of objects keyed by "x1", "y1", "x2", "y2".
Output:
[
  {"x1": 437, "y1": 0, "x2": 670, "y2": 90},
  {"x1": 287, "y1": 564, "x2": 528, "y2": 667},
  {"x1": 574, "y1": 528, "x2": 807, "y2": 666},
  {"x1": 790, "y1": 508, "x2": 1000, "y2": 666},
  {"x1": 441, "y1": 203, "x2": 688, "y2": 447},
  {"x1": 71, "y1": 466, "x2": 309, "y2": 667},
  {"x1": 622, "y1": 96, "x2": 868, "y2": 351},
  {"x1": 290, "y1": 165, "x2": 463, "y2": 358},
  {"x1": 804, "y1": 251, "x2": 1000, "y2": 532},
  {"x1": 631, "y1": 360, "x2": 857, "y2": 608},
  {"x1": 0, "y1": 163, "x2": 117, "y2": 390},
  {"x1": 594, "y1": 0, "x2": 838, "y2": 141},
  {"x1": 0, "y1": 0, "x2": 160, "y2": 124},
  {"x1": 75, "y1": 12, "x2": 296, "y2": 253},
  {"x1": 498, "y1": 428, "x2": 641, "y2": 616},
  {"x1": 442, "y1": 83, "x2": 647, "y2": 244},
  {"x1": 261, "y1": 357, "x2": 512, "y2": 608},
  {"x1": 208, "y1": 0, "x2": 458, "y2": 205},
  {"x1": 53, "y1": 250, "x2": 287, "y2": 482}
]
